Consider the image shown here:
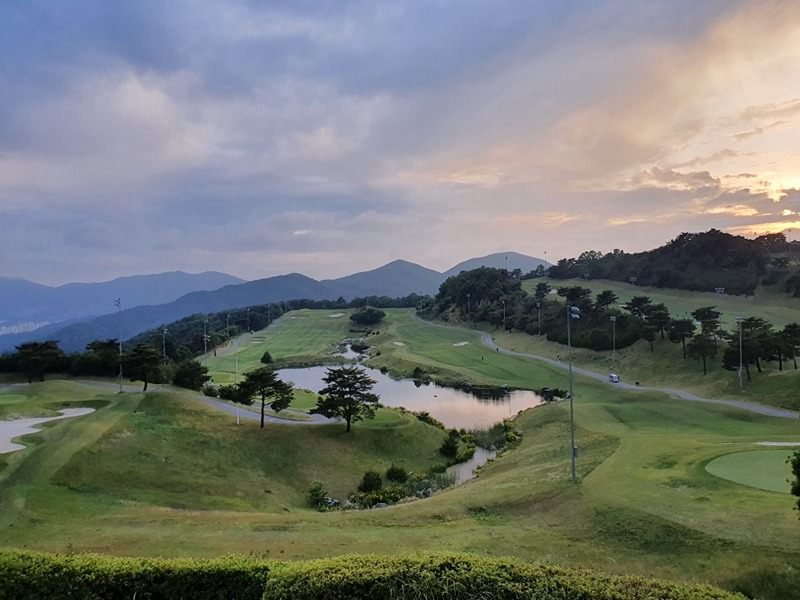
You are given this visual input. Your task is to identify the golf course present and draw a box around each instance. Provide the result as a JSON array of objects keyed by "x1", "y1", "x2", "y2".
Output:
[{"x1": 1, "y1": 288, "x2": 800, "y2": 598}]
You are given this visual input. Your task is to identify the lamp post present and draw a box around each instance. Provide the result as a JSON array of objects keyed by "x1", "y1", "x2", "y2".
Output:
[
  {"x1": 203, "y1": 318, "x2": 210, "y2": 367},
  {"x1": 567, "y1": 305, "x2": 580, "y2": 483},
  {"x1": 609, "y1": 316, "x2": 617, "y2": 362},
  {"x1": 735, "y1": 316, "x2": 744, "y2": 390},
  {"x1": 115, "y1": 298, "x2": 123, "y2": 393},
  {"x1": 162, "y1": 328, "x2": 168, "y2": 358},
  {"x1": 536, "y1": 302, "x2": 542, "y2": 337}
]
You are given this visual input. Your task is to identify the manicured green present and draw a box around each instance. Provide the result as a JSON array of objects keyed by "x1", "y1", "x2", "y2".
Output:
[{"x1": 706, "y1": 449, "x2": 795, "y2": 493}]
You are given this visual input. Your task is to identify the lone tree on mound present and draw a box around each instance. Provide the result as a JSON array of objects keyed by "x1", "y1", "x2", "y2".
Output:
[
  {"x1": 350, "y1": 307, "x2": 386, "y2": 326},
  {"x1": 313, "y1": 365, "x2": 380, "y2": 432},
  {"x1": 125, "y1": 343, "x2": 162, "y2": 391},
  {"x1": 235, "y1": 366, "x2": 294, "y2": 428}
]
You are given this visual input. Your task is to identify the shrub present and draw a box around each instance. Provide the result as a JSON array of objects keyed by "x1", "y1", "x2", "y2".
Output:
[
  {"x1": 350, "y1": 485, "x2": 407, "y2": 508},
  {"x1": 307, "y1": 481, "x2": 327, "y2": 509},
  {"x1": 439, "y1": 429, "x2": 460, "y2": 458},
  {"x1": 260, "y1": 351, "x2": 273, "y2": 364},
  {"x1": 201, "y1": 383, "x2": 218, "y2": 398},
  {"x1": 385, "y1": 464, "x2": 409, "y2": 483},
  {"x1": 261, "y1": 553, "x2": 745, "y2": 599},
  {"x1": 358, "y1": 470, "x2": 382, "y2": 493}
]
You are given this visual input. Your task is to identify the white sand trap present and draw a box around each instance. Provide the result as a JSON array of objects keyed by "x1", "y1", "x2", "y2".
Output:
[
  {"x1": 453, "y1": 341, "x2": 470, "y2": 347},
  {"x1": 393, "y1": 341, "x2": 406, "y2": 346},
  {"x1": 0, "y1": 407, "x2": 95, "y2": 455},
  {"x1": 757, "y1": 441, "x2": 800, "y2": 446},
  {"x1": 329, "y1": 313, "x2": 345, "y2": 318}
]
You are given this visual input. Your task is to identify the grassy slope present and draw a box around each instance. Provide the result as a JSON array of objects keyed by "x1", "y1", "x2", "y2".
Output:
[
  {"x1": 1, "y1": 308, "x2": 800, "y2": 596},
  {"x1": 518, "y1": 278, "x2": 800, "y2": 410}
]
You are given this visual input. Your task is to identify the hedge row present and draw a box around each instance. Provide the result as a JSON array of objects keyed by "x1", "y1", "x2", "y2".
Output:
[{"x1": 0, "y1": 550, "x2": 744, "y2": 599}]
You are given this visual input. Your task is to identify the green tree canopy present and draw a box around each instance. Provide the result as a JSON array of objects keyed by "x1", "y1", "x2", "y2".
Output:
[
  {"x1": 173, "y1": 359, "x2": 210, "y2": 391},
  {"x1": 14, "y1": 341, "x2": 67, "y2": 383},
  {"x1": 350, "y1": 308, "x2": 386, "y2": 326},
  {"x1": 125, "y1": 343, "x2": 163, "y2": 391},
  {"x1": 237, "y1": 366, "x2": 294, "y2": 429},
  {"x1": 312, "y1": 366, "x2": 380, "y2": 432}
]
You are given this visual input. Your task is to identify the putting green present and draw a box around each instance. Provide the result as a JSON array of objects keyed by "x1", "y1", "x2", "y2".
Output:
[{"x1": 706, "y1": 449, "x2": 794, "y2": 493}]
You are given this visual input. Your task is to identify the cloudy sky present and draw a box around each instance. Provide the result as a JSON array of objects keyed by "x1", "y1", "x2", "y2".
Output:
[{"x1": 2, "y1": 1, "x2": 799, "y2": 285}]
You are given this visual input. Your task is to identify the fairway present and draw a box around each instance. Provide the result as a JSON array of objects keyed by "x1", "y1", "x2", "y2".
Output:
[{"x1": 706, "y1": 448, "x2": 795, "y2": 493}]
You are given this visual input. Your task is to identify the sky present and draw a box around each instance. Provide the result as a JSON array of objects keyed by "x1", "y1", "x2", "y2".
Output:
[{"x1": 1, "y1": 1, "x2": 799, "y2": 286}]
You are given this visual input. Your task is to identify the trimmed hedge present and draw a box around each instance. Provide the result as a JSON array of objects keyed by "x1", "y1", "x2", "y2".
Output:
[
  {"x1": 0, "y1": 550, "x2": 744, "y2": 599},
  {"x1": 262, "y1": 554, "x2": 744, "y2": 600},
  {"x1": 0, "y1": 550, "x2": 270, "y2": 599}
]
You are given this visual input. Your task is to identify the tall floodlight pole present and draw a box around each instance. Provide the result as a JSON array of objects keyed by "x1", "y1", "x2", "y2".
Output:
[
  {"x1": 567, "y1": 305, "x2": 580, "y2": 483},
  {"x1": 735, "y1": 316, "x2": 744, "y2": 390},
  {"x1": 203, "y1": 318, "x2": 210, "y2": 367},
  {"x1": 536, "y1": 302, "x2": 542, "y2": 337},
  {"x1": 115, "y1": 298, "x2": 123, "y2": 393},
  {"x1": 610, "y1": 316, "x2": 617, "y2": 362},
  {"x1": 246, "y1": 307, "x2": 251, "y2": 333},
  {"x1": 226, "y1": 314, "x2": 230, "y2": 340},
  {"x1": 502, "y1": 300, "x2": 506, "y2": 331},
  {"x1": 162, "y1": 328, "x2": 168, "y2": 358}
]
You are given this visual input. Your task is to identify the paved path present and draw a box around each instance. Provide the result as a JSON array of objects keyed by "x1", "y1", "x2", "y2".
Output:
[
  {"x1": 70, "y1": 379, "x2": 340, "y2": 426},
  {"x1": 193, "y1": 395, "x2": 340, "y2": 425},
  {"x1": 478, "y1": 332, "x2": 799, "y2": 420}
]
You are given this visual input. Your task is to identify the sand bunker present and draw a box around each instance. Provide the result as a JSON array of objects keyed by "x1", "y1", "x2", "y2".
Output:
[
  {"x1": 0, "y1": 407, "x2": 95, "y2": 455},
  {"x1": 329, "y1": 313, "x2": 345, "y2": 318},
  {"x1": 453, "y1": 341, "x2": 470, "y2": 347},
  {"x1": 393, "y1": 341, "x2": 406, "y2": 346}
]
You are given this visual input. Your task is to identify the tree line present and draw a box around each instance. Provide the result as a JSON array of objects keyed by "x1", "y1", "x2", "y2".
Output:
[
  {"x1": 425, "y1": 266, "x2": 800, "y2": 380},
  {"x1": 544, "y1": 230, "x2": 800, "y2": 296}
]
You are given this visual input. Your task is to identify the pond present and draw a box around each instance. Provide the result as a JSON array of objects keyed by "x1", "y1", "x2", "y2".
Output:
[{"x1": 277, "y1": 365, "x2": 542, "y2": 430}]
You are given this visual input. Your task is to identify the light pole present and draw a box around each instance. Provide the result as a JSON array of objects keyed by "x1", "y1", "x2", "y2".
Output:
[
  {"x1": 246, "y1": 307, "x2": 251, "y2": 333},
  {"x1": 610, "y1": 316, "x2": 617, "y2": 362},
  {"x1": 162, "y1": 328, "x2": 168, "y2": 358},
  {"x1": 567, "y1": 305, "x2": 580, "y2": 483},
  {"x1": 502, "y1": 300, "x2": 506, "y2": 331},
  {"x1": 226, "y1": 314, "x2": 230, "y2": 340},
  {"x1": 203, "y1": 318, "x2": 210, "y2": 367},
  {"x1": 115, "y1": 298, "x2": 123, "y2": 393},
  {"x1": 536, "y1": 302, "x2": 542, "y2": 337},
  {"x1": 467, "y1": 293, "x2": 471, "y2": 320},
  {"x1": 735, "y1": 316, "x2": 744, "y2": 390}
]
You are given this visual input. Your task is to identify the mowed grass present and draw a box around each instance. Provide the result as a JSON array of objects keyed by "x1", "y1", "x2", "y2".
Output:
[
  {"x1": 2, "y1": 310, "x2": 800, "y2": 597},
  {"x1": 208, "y1": 310, "x2": 358, "y2": 385},
  {"x1": 706, "y1": 449, "x2": 795, "y2": 493}
]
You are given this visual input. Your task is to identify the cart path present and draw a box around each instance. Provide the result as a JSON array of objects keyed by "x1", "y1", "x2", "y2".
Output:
[
  {"x1": 478, "y1": 332, "x2": 799, "y2": 419},
  {"x1": 69, "y1": 379, "x2": 340, "y2": 425}
]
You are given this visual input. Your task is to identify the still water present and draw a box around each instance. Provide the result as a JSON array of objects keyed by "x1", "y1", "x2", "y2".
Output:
[{"x1": 277, "y1": 365, "x2": 542, "y2": 430}]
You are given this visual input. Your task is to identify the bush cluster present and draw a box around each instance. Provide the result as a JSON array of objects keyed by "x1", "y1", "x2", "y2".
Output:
[{"x1": 0, "y1": 550, "x2": 744, "y2": 599}]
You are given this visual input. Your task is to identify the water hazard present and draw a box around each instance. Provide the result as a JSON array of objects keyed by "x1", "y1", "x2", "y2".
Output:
[{"x1": 277, "y1": 365, "x2": 542, "y2": 430}]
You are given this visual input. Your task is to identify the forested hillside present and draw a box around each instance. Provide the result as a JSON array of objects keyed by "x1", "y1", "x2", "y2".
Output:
[{"x1": 546, "y1": 230, "x2": 800, "y2": 296}]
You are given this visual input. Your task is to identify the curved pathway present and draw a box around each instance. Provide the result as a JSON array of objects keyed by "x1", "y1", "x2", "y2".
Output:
[
  {"x1": 70, "y1": 379, "x2": 340, "y2": 426},
  {"x1": 478, "y1": 332, "x2": 799, "y2": 420}
]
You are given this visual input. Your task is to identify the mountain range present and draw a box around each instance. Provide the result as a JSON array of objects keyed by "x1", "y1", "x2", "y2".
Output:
[{"x1": 0, "y1": 251, "x2": 543, "y2": 353}]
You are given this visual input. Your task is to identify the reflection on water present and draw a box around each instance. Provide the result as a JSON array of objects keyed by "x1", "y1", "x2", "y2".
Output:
[
  {"x1": 278, "y1": 365, "x2": 541, "y2": 430},
  {"x1": 446, "y1": 446, "x2": 497, "y2": 484}
]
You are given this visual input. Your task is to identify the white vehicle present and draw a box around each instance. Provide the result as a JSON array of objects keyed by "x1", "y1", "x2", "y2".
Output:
[{"x1": 609, "y1": 373, "x2": 620, "y2": 383}]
